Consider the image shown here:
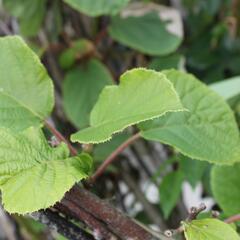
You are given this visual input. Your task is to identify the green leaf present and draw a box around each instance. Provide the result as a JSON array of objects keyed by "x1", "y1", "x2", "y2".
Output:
[
  {"x1": 149, "y1": 54, "x2": 184, "y2": 71},
  {"x1": 159, "y1": 170, "x2": 184, "y2": 219},
  {"x1": 59, "y1": 39, "x2": 94, "y2": 70},
  {"x1": 0, "y1": 127, "x2": 92, "y2": 214},
  {"x1": 3, "y1": 0, "x2": 46, "y2": 36},
  {"x1": 180, "y1": 156, "x2": 208, "y2": 188},
  {"x1": 71, "y1": 68, "x2": 185, "y2": 144},
  {"x1": 108, "y1": 4, "x2": 183, "y2": 56},
  {"x1": 183, "y1": 218, "x2": 240, "y2": 240},
  {"x1": 211, "y1": 162, "x2": 240, "y2": 216},
  {"x1": 210, "y1": 76, "x2": 240, "y2": 101},
  {"x1": 0, "y1": 36, "x2": 54, "y2": 131},
  {"x1": 63, "y1": 0, "x2": 130, "y2": 17},
  {"x1": 140, "y1": 69, "x2": 239, "y2": 164},
  {"x1": 63, "y1": 59, "x2": 113, "y2": 128}
]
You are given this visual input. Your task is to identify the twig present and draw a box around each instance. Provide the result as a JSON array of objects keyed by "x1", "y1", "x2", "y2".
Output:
[
  {"x1": 225, "y1": 214, "x2": 240, "y2": 224},
  {"x1": 44, "y1": 120, "x2": 78, "y2": 156},
  {"x1": 0, "y1": 205, "x2": 17, "y2": 240},
  {"x1": 94, "y1": 27, "x2": 108, "y2": 46},
  {"x1": 90, "y1": 133, "x2": 141, "y2": 183},
  {"x1": 164, "y1": 203, "x2": 206, "y2": 238},
  {"x1": 121, "y1": 161, "x2": 167, "y2": 229},
  {"x1": 30, "y1": 210, "x2": 94, "y2": 240},
  {"x1": 186, "y1": 203, "x2": 206, "y2": 222}
]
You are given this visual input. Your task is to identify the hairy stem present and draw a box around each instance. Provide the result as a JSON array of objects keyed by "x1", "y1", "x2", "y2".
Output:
[
  {"x1": 90, "y1": 133, "x2": 141, "y2": 183},
  {"x1": 45, "y1": 120, "x2": 78, "y2": 156}
]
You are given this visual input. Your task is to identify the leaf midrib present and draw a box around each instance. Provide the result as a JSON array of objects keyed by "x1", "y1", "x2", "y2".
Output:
[{"x1": 0, "y1": 90, "x2": 43, "y2": 120}]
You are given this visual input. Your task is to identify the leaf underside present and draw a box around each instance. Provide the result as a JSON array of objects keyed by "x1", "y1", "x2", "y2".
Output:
[{"x1": 71, "y1": 68, "x2": 185, "y2": 144}]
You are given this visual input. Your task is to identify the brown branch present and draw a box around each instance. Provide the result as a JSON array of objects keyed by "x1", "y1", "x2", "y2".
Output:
[
  {"x1": 44, "y1": 123, "x2": 163, "y2": 239},
  {"x1": 59, "y1": 186, "x2": 158, "y2": 240},
  {"x1": 186, "y1": 203, "x2": 206, "y2": 222},
  {"x1": 90, "y1": 133, "x2": 141, "y2": 183},
  {"x1": 56, "y1": 200, "x2": 118, "y2": 239},
  {"x1": 164, "y1": 203, "x2": 206, "y2": 238},
  {"x1": 30, "y1": 210, "x2": 94, "y2": 240},
  {"x1": 44, "y1": 120, "x2": 78, "y2": 156}
]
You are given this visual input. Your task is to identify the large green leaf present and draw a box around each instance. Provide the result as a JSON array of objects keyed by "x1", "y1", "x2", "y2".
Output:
[
  {"x1": 140, "y1": 70, "x2": 239, "y2": 164},
  {"x1": 109, "y1": 3, "x2": 183, "y2": 56},
  {"x1": 183, "y1": 218, "x2": 240, "y2": 240},
  {"x1": 211, "y1": 161, "x2": 240, "y2": 216},
  {"x1": 63, "y1": 0, "x2": 130, "y2": 17},
  {"x1": 3, "y1": 0, "x2": 46, "y2": 36},
  {"x1": 71, "y1": 68, "x2": 185, "y2": 144},
  {"x1": 63, "y1": 59, "x2": 113, "y2": 128},
  {"x1": 159, "y1": 170, "x2": 184, "y2": 219},
  {"x1": 0, "y1": 36, "x2": 54, "y2": 131},
  {"x1": 0, "y1": 127, "x2": 92, "y2": 214}
]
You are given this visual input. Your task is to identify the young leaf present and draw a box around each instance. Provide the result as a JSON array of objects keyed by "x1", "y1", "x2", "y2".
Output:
[
  {"x1": 183, "y1": 218, "x2": 240, "y2": 240},
  {"x1": 211, "y1": 161, "x2": 240, "y2": 216},
  {"x1": 63, "y1": 59, "x2": 113, "y2": 128},
  {"x1": 0, "y1": 128, "x2": 92, "y2": 214},
  {"x1": 159, "y1": 171, "x2": 184, "y2": 219},
  {"x1": 140, "y1": 69, "x2": 239, "y2": 164},
  {"x1": 59, "y1": 39, "x2": 94, "y2": 70},
  {"x1": 71, "y1": 68, "x2": 185, "y2": 144},
  {"x1": 63, "y1": 0, "x2": 130, "y2": 17},
  {"x1": 0, "y1": 36, "x2": 54, "y2": 131},
  {"x1": 109, "y1": 3, "x2": 183, "y2": 56}
]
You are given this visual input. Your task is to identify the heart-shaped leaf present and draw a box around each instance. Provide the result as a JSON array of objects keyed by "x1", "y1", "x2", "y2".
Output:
[{"x1": 71, "y1": 68, "x2": 185, "y2": 144}]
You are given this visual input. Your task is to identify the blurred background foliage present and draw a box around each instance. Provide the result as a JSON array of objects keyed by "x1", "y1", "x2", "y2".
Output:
[{"x1": 0, "y1": 0, "x2": 240, "y2": 239}]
